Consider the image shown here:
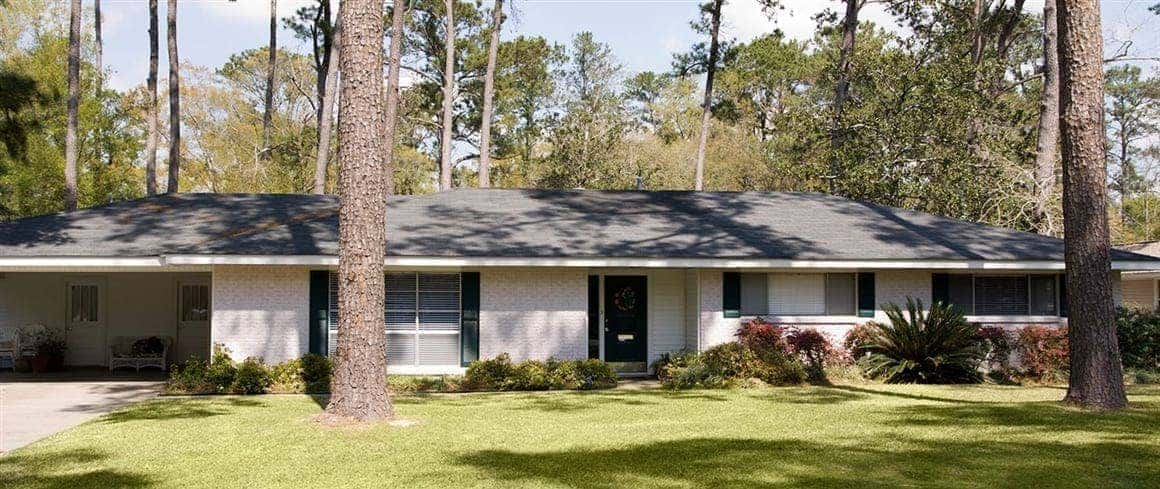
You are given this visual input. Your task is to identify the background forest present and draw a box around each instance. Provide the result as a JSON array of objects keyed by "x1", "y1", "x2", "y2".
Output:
[{"x1": 1, "y1": 0, "x2": 1158, "y2": 242}]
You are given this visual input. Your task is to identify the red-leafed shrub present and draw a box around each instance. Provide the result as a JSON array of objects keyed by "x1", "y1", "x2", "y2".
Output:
[
  {"x1": 843, "y1": 322, "x2": 878, "y2": 360},
  {"x1": 976, "y1": 326, "x2": 1014, "y2": 371},
  {"x1": 786, "y1": 328, "x2": 833, "y2": 380},
  {"x1": 736, "y1": 317, "x2": 789, "y2": 355},
  {"x1": 1015, "y1": 326, "x2": 1069, "y2": 380}
]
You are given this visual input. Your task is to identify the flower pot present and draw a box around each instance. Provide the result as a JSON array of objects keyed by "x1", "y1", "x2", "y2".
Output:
[{"x1": 30, "y1": 355, "x2": 50, "y2": 373}]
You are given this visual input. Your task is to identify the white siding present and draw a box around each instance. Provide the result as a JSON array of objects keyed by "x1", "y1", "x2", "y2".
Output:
[
  {"x1": 1122, "y1": 278, "x2": 1154, "y2": 310},
  {"x1": 479, "y1": 268, "x2": 587, "y2": 362},
  {"x1": 647, "y1": 269, "x2": 687, "y2": 366},
  {"x1": 684, "y1": 270, "x2": 699, "y2": 352},
  {"x1": 699, "y1": 270, "x2": 740, "y2": 349},
  {"x1": 210, "y1": 265, "x2": 309, "y2": 364}
]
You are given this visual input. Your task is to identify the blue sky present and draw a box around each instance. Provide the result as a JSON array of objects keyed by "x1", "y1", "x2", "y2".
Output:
[{"x1": 97, "y1": 0, "x2": 1160, "y2": 91}]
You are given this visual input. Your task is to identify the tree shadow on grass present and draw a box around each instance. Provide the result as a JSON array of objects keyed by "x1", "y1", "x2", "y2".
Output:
[
  {"x1": 885, "y1": 400, "x2": 1160, "y2": 440},
  {"x1": 453, "y1": 436, "x2": 1160, "y2": 488},
  {"x1": 0, "y1": 448, "x2": 154, "y2": 488},
  {"x1": 392, "y1": 389, "x2": 730, "y2": 413},
  {"x1": 99, "y1": 397, "x2": 266, "y2": 424}
]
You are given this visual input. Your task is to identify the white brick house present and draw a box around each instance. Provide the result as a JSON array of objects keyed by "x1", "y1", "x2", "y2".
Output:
[{"x1": 1, "y1": 190, "x2": 1156, "y2": 374}]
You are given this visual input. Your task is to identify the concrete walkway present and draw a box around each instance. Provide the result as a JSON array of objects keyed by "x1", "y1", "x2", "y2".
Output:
[{"x1": 0, "y1": 375, "x2": 162, "y2": 453}]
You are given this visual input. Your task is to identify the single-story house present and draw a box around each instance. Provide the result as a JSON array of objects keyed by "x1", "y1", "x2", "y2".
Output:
[
  {"x1": 1119, "y1": 241, "x2": 1160, "y2": 311},
  {"x1": 2, "y1": 189, "x2": 1158, "y2": 375}
]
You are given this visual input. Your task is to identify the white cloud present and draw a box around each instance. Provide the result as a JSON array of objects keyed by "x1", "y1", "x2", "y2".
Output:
[
  {"x1": 720, "y1": 0, "x2": 903, "y2": 44},
  {"x1": 197, "y1": 0, "x2": 316, "y2": 21}
]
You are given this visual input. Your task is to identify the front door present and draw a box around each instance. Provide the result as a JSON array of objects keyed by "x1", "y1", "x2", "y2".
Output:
[
  {"x1": 176, "y1": 281, "x2": 211, "y2": 360},
  {"x1": 65, "y1": 279, "x2": 106, "y2": 365},
  {"x1": 603, "y1": 276, "x2": 647, "y2": 368}
]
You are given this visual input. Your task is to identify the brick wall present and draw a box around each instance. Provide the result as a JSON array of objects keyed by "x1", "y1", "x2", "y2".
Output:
[
  {"x1": 480, "y1": 268, "x2": 588, "y2": 361},
  {"x1": 210, "y1": 265, "x2": 310, "y2": 364}
]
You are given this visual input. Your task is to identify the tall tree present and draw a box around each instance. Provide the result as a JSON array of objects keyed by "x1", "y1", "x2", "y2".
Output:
[
  {"x1": 64, "y1": 0, "x2": 80, "y2": 211},
  {"x1": 1057, "y1": 0, "x2": 1127, "y2": 410},
  {"x1": 94, "y1": 0, "x2": 102, "y2": 82},
  {"x1": 314, "y1": 22, "x2": 340, "y2": 194},
  {"x1": 146, "y1": 0, "x2": 160, "y2": 195},
  {"x1": 477, "y1": 0, "x2": 502, "y2": 188},
  {"x1": 828, "y1": 0, "x2": 861, "y2": 194},
  {"x1": 167, "y1": 0, "x2": 181, "y2": 193},
  {"x1": 325, "y1": 0, "x2": 392, "y2": 422},
  {"x1": 263, "y1": 0, "x2": 278, "y2": 158},
  {"x1": 383, "y1": 0, "x2": 406, "y2": 195},
  {"x1": 438, "y1": 0, "x2": 456, "y2": 191},
  {"x1": 693, "y1": 0, "x2": 723, "y2": 191},
  {"x1": 1105, "y1": 65, "x2": 1158, "y2": 214},
  {"x1": 1033, "y1": 0, "x2": 1061, "y2": 234}
]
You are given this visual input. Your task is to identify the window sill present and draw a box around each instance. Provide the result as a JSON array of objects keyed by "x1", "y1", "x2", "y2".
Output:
[
  {"x1": 741, "y1": 315, "x2": 865, "y2": 325},
  {"x1": 964, "y1": 315, "x2": 1064, "y2": 324}
]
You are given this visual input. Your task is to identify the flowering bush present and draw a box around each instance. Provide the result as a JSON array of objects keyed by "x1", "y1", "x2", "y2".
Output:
[
  {"x1": 1015, "y1": 325, "x2": 1069, "y2": 381},
  {"x1": 737, "y1": 317, "x2": 790, "y2": 355},
  {"x1": 786, "y1": 328, "x2": 834, "y2": 381},
  {"x1": 843, "y1": 322, "x2": 878, "y2": 360}
]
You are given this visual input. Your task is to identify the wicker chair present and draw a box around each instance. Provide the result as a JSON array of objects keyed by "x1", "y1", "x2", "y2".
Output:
[
  {"x1": 108, "y1": 336, "x2": 170, "y2": 372},
  {"x1": 0, "y1": 326, "x2": 18, "y2": 371}
]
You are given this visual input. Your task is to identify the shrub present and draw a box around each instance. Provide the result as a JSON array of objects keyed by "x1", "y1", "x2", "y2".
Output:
[
  {"x1": 508, "y1": 360, "x2": 558, "y2": 390},
  {"x1": 206, "y1": 346, "x2": 238, "y2": 393},
  {"x1": 463, "y1": 354, "x2": 617, "y2": 391},
  {"x1": 463, "y1": 353, "x2": 516, "y2": 390},
  {"x1": 553, "y1": 358, "x2": 618, "y2": 390},
  {"x1": 701, "y1": 342, "x2": 758, "y2": 380},
  {"x1": 1116, "y1": 308, "x2": 1160, "y2": 371},
  {"x1": 1015, "y1": 325, "x2": 1069, "y2": 381},
  {"x1": 736, "y1": 318, "x2": 789, "y2": 355},
  {"x1": 859, "y1": 299, "x2": 984, "y2": 384},
  {"x1": 300, "y1": 353, "x2": 332, "y2": 393},
  {"x1": 747, "y1": 348, "x2": 808, "y2": 385},
  {"x1": 661, "y1": 342, "x2": 806, "y2": 389},
  {"x1": 231, "y1": 357, "x2": 272, "y2": 394},
  {"x1": 843, "y1": 323, "x2": 878, "y2": 360},
  {"x1": 388, "y1": 375, "x2": 465, "y2": 393},
  {"x1": 166, "y1": 356, "x2": 214, "y2": 394},
  {"x1": 786, "y1": 328, "x2": 833, "y2": 381},
  {"x1": 652, "y1": 350, "x2": 699, "y2": 382},
  {"x1": 268, "y1": 358, "x2": 304, "y2": 393}
]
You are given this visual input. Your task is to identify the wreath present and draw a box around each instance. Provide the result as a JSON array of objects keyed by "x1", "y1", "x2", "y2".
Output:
[{"x1": 613, "y1": 286, "x2": 637, "y2": 312}]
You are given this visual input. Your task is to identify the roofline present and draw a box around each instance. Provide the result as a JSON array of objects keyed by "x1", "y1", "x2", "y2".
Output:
[{"x1": 2, "y1": 254, "x2": 1160, "y2": 271}]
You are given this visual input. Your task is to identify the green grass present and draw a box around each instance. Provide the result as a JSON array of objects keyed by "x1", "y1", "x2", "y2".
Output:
[{"x1": 3, "y1": 384, "x2": 1159, "y2": 488}]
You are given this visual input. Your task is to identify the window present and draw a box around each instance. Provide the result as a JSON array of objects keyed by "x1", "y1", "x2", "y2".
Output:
[
  {"x1": 180, "y1": 284, "x2": 209, "y2": 321},
  {"x1": 725, "y1": 273, "x2": 871, "y2": 317},
  {"x1": 327, "y1": 272, "x2": 462, "y2": 366},
  {"x1": 932, "y1": 274, "x2": 1062, "y2": 317},
  {"x1": 68, "y1": 284, "x2": 99, "y2": 322}
]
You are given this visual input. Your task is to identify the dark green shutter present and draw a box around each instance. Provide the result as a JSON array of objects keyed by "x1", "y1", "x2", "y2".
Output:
[
  {"x1": 1058, "y1": 273, "x2": 1067, "y2": 317},
  {"x1": 588, "y1": 276, "x2": 600, "y2": 359},
  {"x1": 460, "y1": 272, "x2": 480, "y2": 366},
  {"x1": 308, "y1": 271, "x2": 330, "y2": 355},
  {"x1": 932, "y1": 273, "x2": 950, "y2": 306},
  {"x1": 857, "y1": 273, "x2": 876, "y2": 318},
  {"x1": 723, "y1": 272, "x2": 741, "y2": 318}
]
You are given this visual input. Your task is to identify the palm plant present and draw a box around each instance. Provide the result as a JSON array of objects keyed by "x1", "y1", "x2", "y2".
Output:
[{"x1": 860, "y1": 298, "x2": 984, "y2": 384}]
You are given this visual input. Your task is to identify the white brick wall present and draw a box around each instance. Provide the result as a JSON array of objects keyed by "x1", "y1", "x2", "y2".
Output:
[
  {"x1": 1122, "y1": 276, "x2": 1153, "y2": 310},
  {"x1": 480, "y1": 268, "x2": 588, "y2": 361},
  {"x1": 700, "y1": 270, "x2": 741, "y2": 349},
  {"x1": 210, "y1": 265, "x2": 310, "y2": 364}
]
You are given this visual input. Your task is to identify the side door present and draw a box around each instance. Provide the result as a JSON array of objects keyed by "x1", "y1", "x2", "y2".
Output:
[
  {"x1": 176, "y1": 281, "x2": 211, "y2": 360},
  {"x1": 65, "y1": 278, "x2": 106, "y2": 365}
]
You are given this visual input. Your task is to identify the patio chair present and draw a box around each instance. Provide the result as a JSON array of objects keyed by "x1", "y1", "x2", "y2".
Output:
[
  {"x1": 109, "y1": 336, "x2": 170, "y2": 372},
  {"x1": 0, "y1": 326, "x2": 18, "y2": 371}
]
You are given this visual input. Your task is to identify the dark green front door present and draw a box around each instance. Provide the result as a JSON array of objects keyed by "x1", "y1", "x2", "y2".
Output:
[{"x1": 603, "y1": 275, "x2": 647, "y2": 363}]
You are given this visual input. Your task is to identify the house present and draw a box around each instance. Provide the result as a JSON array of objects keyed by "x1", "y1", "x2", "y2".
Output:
[
  {"x1": 1118, "y1": 241, "x2": 1160, "y2": 311},
  {"x1": 2, "y1": 189, "x2": 1158, "y2": 375}
]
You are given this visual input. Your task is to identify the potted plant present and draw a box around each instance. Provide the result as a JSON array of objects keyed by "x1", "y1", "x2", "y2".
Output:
[{"x1": 31, "y1": 329, "x2": 67, "y2": 373}]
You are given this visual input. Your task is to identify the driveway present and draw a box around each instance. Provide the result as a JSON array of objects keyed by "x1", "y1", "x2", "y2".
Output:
[{"x1": 0, "y1": 376, "x2": 162, "y2": 453}]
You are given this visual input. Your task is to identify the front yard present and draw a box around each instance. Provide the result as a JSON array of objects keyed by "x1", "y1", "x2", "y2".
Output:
[{"x1": 2, "y1": 384, "x2": 1158, "y2": 488}]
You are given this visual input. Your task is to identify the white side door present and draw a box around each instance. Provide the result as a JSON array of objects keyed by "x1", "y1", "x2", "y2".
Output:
[
  {"x1": 176, "y1": 281, "x2": 211, "y2": 361},
  {"x1": 65, "y1": 279, "x2": 106, "y2": 365}
]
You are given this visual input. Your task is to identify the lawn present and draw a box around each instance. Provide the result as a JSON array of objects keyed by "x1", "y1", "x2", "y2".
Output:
[{"x1": 2, "y1": 384, "x2": 1159, "y2": 488}]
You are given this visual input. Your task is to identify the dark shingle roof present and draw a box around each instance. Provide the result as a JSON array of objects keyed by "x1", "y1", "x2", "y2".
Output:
[{"x1": 1, "y1": 189, "x2": 1155, "y2": 262}]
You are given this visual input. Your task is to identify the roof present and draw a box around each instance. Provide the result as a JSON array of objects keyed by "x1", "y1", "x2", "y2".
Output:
[
  {"x1": 0, "y1": 189, "x2": 1156, "y2": 263},
  {"x1": 1119, "y1": 241, "x2": 1160, "y2": 258}
]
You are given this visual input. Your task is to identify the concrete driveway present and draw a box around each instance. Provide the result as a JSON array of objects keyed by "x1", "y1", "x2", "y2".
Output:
[{"x1": 0, "y1": 375, "x2": 162, "y2": 453}]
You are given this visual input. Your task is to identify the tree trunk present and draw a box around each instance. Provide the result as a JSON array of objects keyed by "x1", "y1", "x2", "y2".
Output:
[
  {"x1": 383, "y1": 0, "x2": 406, "y2": 196},
  {"x1": 263, "y1": 0, "x2": 278, "y2": 158},
  {"x1": 146, "y1": 0, "x2": 159, "y2": 195},
  {"x1": 95, "y1": 0, "x2": 102, "y2": 84},
  {"x1": 438, "y1": 0, "x2": 456, "y2": 191},
  {"x1": 325, "y1": 0, "x2": 392, "y2": 422},
  {"x1": 167, "y1": 0, "x2": 181, "y2": 193},
  {"x1": 1033, "y1": 0, "x2": 1061, "y2": 235},
  {"x1": 477, "y1": 0, "x2": 502, "y2": 188},
  {"x1": 65, "y1": 0, "x2": 80, "y2": 211},
  {"x1": 828, "y1": 0, "x2": 860, "y2": 194},
  {"x1": 313, "y1": 23, "x2": 341, "y2": 195},
  {"x1": 1057, "y1": 0, "x2": 1127, "y2": 410},
  {"x1": 693, "y1": 0, "x2": 723, "y2": 192}
]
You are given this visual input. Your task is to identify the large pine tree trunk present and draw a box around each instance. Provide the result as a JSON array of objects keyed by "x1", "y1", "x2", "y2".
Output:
[
  {"x1": 383, "y1": 0, "x2": 406, "y2": 196},
  {"x1": 477, "y1": 0, "x2": 502, "y2": 188},
  {"x1": 438, "y1": 0, "x2": 456, "y2": 191},
  {"x1": 65, "y1": 0, "x2": 80, "y2": 211},
  {"x1": 1057, "y1": 0, "x2": 1127, "y2": 410},
  {"x1": 95, "y1": 0, "x2": 102, "y2": 83},
  {"x1": 1033, "y1": 0, "x2": 1061, "y2": 235},
  {"x1": 693, "y1": 0, "x2": 723, "y2": 192},
  {"x1": 146, "y1": 0, "x2": 159, "y2": 196},
  {"x1": 263, "y1": 0, "x2": 278, "y2": 158},
  {"x1": 324, "y1": 0, "x2": 392, "y2": 422},
  {"x1": 828, "y1": 0, "x2": 860, "y2": 194},
  {"x1": 314, "y1": 24, "x2": 341, "y2": 195},
  {"x1": 167, "y1": 0, "x2": 181, "y2": 193}
]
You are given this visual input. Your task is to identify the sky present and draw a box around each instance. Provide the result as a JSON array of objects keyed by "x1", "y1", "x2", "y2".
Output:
[{"x1": 95, "y1": 0, "x2": 1160, "y2": 92}]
